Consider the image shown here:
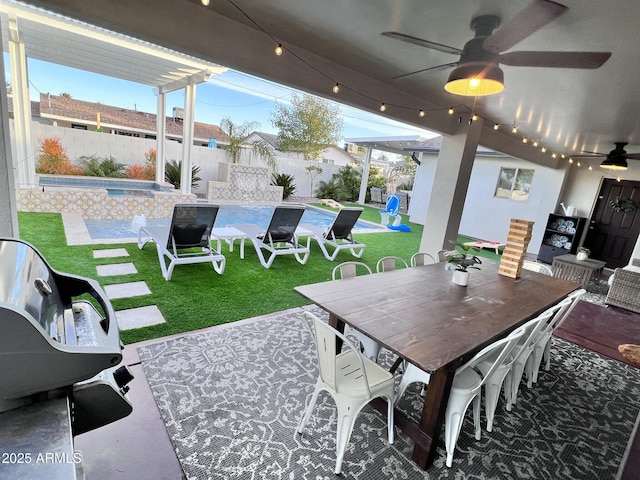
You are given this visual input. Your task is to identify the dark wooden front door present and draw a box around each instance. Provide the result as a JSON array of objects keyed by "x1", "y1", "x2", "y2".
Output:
[{"x1": 584, "y1": 178, "x2": 640, "y2": 268}]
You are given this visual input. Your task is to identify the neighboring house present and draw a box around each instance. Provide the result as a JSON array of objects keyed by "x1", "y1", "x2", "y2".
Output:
[
  {"x1": 10, "y1": 94, "x2": 230, "y2": 147},
  {"x1": 243, "y1": 131, "x2": 356, "y2": 167}
]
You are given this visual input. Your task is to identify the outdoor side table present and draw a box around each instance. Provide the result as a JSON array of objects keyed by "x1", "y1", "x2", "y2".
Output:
[
  {"x1": 211, "y1": 227, "x2": 248, "y2": 258},
  {"x1": 551, "y1": 254, "x2": 607, "y2": 287}
]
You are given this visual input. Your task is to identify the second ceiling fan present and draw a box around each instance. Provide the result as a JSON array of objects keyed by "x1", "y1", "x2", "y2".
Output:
[{"x1": 382, "y1": 0, "x2": 611, "y2": 95}]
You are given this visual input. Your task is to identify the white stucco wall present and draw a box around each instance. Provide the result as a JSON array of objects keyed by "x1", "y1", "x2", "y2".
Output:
[{"x1": 459, "y1": 156, "x2": 566, "y2": 255}]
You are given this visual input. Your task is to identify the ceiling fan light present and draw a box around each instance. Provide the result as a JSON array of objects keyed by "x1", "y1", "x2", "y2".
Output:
[
  {"x1": 444, "y1": 63, "x2": 504, "y2": 96},
  {"x1": 600, "y1": 157, "x2": 628, "y2": 170}
]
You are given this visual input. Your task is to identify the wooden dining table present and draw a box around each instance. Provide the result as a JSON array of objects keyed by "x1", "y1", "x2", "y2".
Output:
[{"x1": 294, "y1": 260, "x2": 578, "y2": 469}]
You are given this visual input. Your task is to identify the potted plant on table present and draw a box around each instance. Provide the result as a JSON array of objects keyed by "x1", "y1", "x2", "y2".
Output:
[
  {"x1": 444, "y1": 242, "x2": 482, "y2": 286},
  {"x1": 576, "y1": 247, "x2": 590, "y2": 261}
]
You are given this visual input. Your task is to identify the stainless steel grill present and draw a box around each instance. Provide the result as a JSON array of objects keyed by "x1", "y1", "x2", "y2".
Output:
[{"x1": 0, "y1": 238, "x2": 133, "y2": 435}]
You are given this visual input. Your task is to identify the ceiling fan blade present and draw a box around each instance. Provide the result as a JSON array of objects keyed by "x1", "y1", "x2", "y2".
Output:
[
  {"x1": 500, "y1": 51, "x2": 611, "y2": 69},
  {"x1": 626, "y1": 153, "x2": 640, "y2": 160},
  {"x1": 483, "y1": 0, "x2": 567, "y2": 53},
  {"x1": 393, "y1": 62, "x2": 457, "y2": 80},
  {"x1": 381, "y1": 31, "x2": 462, "y2": 55}
]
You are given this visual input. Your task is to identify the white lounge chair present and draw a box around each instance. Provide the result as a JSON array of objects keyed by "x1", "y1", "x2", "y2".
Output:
[
  {"x1": 137, "y1": 203, "x2": 225, "y2": 281},
  {"x1": 229, "y1": 204, "x2": 311, "y2": 268},
  {"x1": 301, "y1": 207, "x2": 365, "y2": 261}
]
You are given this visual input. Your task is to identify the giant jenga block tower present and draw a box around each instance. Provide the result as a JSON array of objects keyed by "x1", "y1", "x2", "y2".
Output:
[{"x1": 499, "y1": 218, "x2": 535, "y2": 278}]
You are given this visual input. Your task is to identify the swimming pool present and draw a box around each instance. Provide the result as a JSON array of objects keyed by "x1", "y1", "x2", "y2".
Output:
[
  {"x1": 83, "y1": 204, "x2": 385, "y2": 240},
  {"x1": 39, "y1": 175, "x2": 172, "y2": 192}
]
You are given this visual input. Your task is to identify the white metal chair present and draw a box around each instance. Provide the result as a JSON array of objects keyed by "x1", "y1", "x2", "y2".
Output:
[
  {"x1": 529, "y1": 289, "x2": 586, "y2": 384},
  {"x1": 475, "y1": 309, "x2": 556, "y2": 432},
  {"x1": 502, "y1": 306, "x2": 563, "y2": 411},
  {"x1": 394, "y1": 327, "x2": 525, "y2": 467},
  {"x1": 297, "y1": 312, "x2": 395, "y2": 475},
  {"x1": 436, "y1": 250, "x2": 449, "y2": 263},
  {"x1": 410, "y1": 252, "x2": 436, "y2": 267},
  {"x1": 376, "y1": 255, "x2": 409, "y2": 272},
  {"x1": 522, "y1": 260, "x2": 553, "y2": 276},
  {"x1": 332, "y1": 262, "x2": 383, "y2": 362}
]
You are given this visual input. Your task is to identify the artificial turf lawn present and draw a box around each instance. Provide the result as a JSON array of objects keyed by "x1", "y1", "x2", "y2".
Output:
[{"x1": 17, "y1": 205, "x2": 500, "y2": 344}]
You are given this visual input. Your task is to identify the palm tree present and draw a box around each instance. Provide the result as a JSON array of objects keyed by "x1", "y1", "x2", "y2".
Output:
[{"x1": 220, "y1": 117, "x2": 276, "y2": 169}]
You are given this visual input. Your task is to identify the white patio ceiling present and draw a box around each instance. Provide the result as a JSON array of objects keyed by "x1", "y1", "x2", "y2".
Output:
[{"x1": 0, "y1": 0, "x2": 227, "y2": 88}]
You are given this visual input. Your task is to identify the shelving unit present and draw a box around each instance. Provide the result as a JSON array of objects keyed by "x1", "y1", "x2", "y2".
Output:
[{"x1": 537, "y1": 213, "x2": 586, "y2": 264}]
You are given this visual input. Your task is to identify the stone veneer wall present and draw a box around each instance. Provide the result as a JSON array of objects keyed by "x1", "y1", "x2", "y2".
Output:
[
  {"x1": 16, "y1": 186, "x2": 196, "y2": 219},
  {"x1": 206, "y1": 163, "x2": 283, "y2": 205}
]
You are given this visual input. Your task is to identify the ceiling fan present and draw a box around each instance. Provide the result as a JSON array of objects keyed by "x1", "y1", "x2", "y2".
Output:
[
  {"x1": 382, "y1": 0, "x2": 611, "y2": 95},
  {"x1": 574, "y1": 142, "x2": 640, "y2": 170}
]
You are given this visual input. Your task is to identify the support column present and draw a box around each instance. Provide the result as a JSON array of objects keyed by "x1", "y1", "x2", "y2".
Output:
[
  {"x1": 180, "y1": 82, "x2": 196, "y2": 194},
  {"x1": 0, "y1": 24, "x2": 19, "y2": 237},
  {"x1": 357, "y1": 147, "x2": 373, "y2": 205},
  {"x1": 8, "y1": 15, "x2": 34, "y2": 187},
  {"x1": 419, "y1": 118, "x2": 483, "y2": 256},
  {"x1": 155, "y1": 91, "x2": 166, "y2": 185}
]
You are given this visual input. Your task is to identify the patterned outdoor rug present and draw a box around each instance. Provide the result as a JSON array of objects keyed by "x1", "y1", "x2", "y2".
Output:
[{"x1": 138, "y1": 307, "x2": 640, "y2": 480}]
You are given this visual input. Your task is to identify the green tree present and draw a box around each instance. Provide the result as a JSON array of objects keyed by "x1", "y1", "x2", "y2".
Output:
[
  {"x1": 59, "y1": 92, "x2": 72, "y2": 99},
  {"x1": 220, "y1": 117, "x2": 275, "y2": 169},
  {"x1": 388, "y1": 156, "x2": 417, "y2": 188},
  {"x1": 315, "y1": 165, "x2": 361, "y2": 202},
  {"x1": 270, "y1": 93, "x2": 343, "y2": 161}
]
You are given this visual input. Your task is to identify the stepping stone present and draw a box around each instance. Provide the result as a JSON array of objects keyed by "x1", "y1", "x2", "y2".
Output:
[
  {"x1": 104, "y1": 281, "x2": 151, "y2": 300},
  {"x1": 96, "y1": 262, "x2": 137, "y2": 277},
  {"x1": 116, "y1": 305, "x2": 165, "y2": 330},
  {"x1": 93, "y1": 248, "x2": 129, "y2": 259}
]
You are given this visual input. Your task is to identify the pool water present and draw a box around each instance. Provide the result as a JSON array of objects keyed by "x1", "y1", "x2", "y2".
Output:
[{"x1": 84, "y1": 204, "x2": 383, "y2": 240}]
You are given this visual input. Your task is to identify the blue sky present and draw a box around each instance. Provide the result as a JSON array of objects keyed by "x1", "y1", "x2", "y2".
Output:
[{"x1": 11, "y1": 58, "x2": 437, "y2": 144}]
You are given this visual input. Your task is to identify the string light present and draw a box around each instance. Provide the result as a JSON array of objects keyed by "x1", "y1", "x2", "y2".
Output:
[
  {"x1": 541, "y1": 146, "x2": 547, "y2": 153},
  {"x1": 223, "y1": 1, "x2": 594, "y2": 163},
  {"x1": 201, "y1": 0, "x2": 210, "y2": 5},
  {"x1": 588, "y1": 165, "x2": 593, "y2": 170},
  {"x1": 551, "y1": 153, "x2": 557, "y2": 158}
]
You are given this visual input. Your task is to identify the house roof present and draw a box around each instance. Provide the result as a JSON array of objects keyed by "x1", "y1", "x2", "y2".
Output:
[
  {"x1": 37, "y1": 93, "x2": 229, "y2": 143},
  {"x1": 345, "y1": 135, "x2": 504, "y2": 157}
]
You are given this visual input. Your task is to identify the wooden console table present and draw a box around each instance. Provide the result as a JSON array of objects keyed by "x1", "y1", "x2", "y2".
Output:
[{"x1": 551, "y1": 254, "x2": 606, "y2": 287}]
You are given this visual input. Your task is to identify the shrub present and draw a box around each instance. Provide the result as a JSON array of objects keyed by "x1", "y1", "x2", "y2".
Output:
[
  {"x1": 315, "y1": 165, "x2": 361, "y2": 201},
  {"x1": 78, "y1": 155, "x2": 126, "y2": 177},
  {"x1": 36, "y1": 137, "x2": 82, "y2": 175},
  {"x1": 165, "y1": 159, "x2": 201, "y2": 190},
  {"x1": 271, "y1": 172, "x2": 297, "y2": 199},
  {"x1": 125, "y1": 148, "x2": 156, "y2": 180}
]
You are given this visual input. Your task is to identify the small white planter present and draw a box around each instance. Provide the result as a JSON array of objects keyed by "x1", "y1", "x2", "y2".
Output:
[
  {"x1": 576, "y1": 252, "x2": 589, "y2": 261},
  {"x1": 452, "y1": 270, "x2": 470, "y2": 286}
]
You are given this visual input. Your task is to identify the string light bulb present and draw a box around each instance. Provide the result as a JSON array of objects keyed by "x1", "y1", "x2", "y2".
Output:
[
  {"x1": 522, "y1": 137, "x2": 528, "y2": 144},
  {"x1": 448, "y1": 107, "x2": 454, "y2": 115},
  {"x1": 201, "y1": 0, "x2": 210, "y2": 5},
  {"x1": 472, "y1": 113, "x2": 478, "y2": 121},
  {"x1": 274, "y1": 44, "x2": 283, "y2": 56},
  {"x1": 332, "y1": 83, "x2": 340, "y2": 94},
  {"x1": 588, "y1": 165, "x2": 593, "y2": 170},
  {"x1": 541, "y1": 146, "x2": 547, "y2": 153},
  {"x1": 552, "y1": 153, "x2": 557, "y2": 158},
  {"x1": 379, "y1": 103, "x2": 386, "y2": 112},
  {"x1": 493, "y1": 123, "x2": 499, "y2": 130},
  {"x1": 419, "y1": 110, "x2": 425, "y2": 118},
  {"x1": 569, "y1": 158, "x2": 574, "y2": 164},
  {"x1": 533, "y1": 140, "x2": 539, "y2": 147},
  {"x1": 512, "y1": 125, "x2": 518, "y2": 134}
]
